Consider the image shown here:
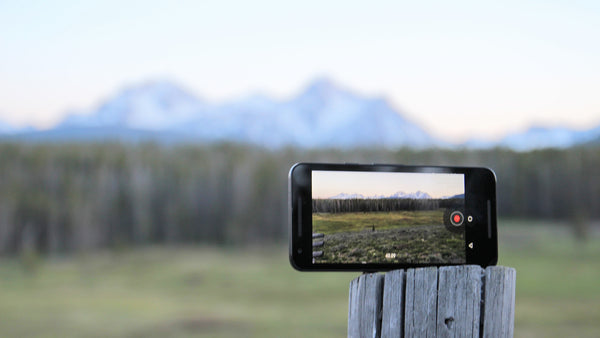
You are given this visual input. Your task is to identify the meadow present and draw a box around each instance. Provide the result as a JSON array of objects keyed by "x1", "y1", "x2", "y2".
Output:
[
  {"x1": 312, "y1": 210, "x2": 464, "y2": 264},
  {"x1": 312, "y1": 210, "x2": 443, "y2": 234},
  {"x1": 0, "y1": 220, "x2": 598, "y2": 337}
]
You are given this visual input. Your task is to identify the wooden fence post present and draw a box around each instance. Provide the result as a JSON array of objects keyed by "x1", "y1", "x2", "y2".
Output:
[{"x1": 348, "y1": 265, "x2": 516, "y2": 338}]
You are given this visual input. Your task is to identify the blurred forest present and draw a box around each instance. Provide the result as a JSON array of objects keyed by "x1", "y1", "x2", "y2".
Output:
[{"x1": 0, "y1": 142, "x2": 598, "y2": 255}]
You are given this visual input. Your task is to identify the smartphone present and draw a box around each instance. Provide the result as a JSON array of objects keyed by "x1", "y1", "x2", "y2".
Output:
[{"x1": 289, "y1": 163, "x2": 497, "y2": 271}]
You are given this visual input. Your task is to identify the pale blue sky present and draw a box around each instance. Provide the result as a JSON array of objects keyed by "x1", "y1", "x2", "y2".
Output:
[
  {"x1": 1, "y1": 1, "x2": 599, "y2": 141},
  {"x1": 312, "y1": 171, "x2": 464, "y2": 199}
]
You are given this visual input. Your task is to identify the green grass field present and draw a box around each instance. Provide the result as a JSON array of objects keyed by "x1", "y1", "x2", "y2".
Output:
[
  {"x1": 0, "y1": 220, "x2": 598, "y2": 337},
  {"x1": 313, "y1": 210, "x2": 443, "y2": 234},
  {"x1": 312, "y1": 210, "x2": 464, "y2": 264}
]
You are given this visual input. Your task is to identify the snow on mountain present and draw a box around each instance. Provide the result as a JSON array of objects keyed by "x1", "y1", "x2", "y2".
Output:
[
  {"x1": 389, "y1": 190, "x2": 432, "y2": 199},
  {"x1": 180, "y1": 92, "x2": 287, "y2": 144},
  {"x1": 0, "y1": 117, "x2": 34, "y2": 135},
  {"x1": 328, "y1": 193, "x2": 366, "y2": 199},
  {"x1": 12, "y1": 77, "x2": 600, "y2": 150},
  {"x1": 59, "y1": 80, "x2": 207, "y2": 130},
  {"x1": 326, "y1": 191, "x2": 469, "y2": 199},
  {"x1": 327, "y1": 191, "x2": 433, "y2": 199},
  {"x1": 48, "y1": 77, "x2": 441, "y2": 148},
  {"x1": 465, "y1": 125, "x2": 600, "y2": 151},
  {"x1": 276, "y1": 78, "x2": 440, "y2": 148},
  {"x1": 498, "y1": 125, "x2": 600, "y2": 151}
]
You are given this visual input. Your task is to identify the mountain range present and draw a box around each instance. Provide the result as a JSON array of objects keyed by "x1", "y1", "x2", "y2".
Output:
[
  {"x1": 466, "y1": 125, "x2": 600, "y2": 151},
  {"x1": 327, "y1": 191, "x2": 464, "y2": 200},
  {"x1": 1, "y1": 78, "x2": 599, "y2": 150}
]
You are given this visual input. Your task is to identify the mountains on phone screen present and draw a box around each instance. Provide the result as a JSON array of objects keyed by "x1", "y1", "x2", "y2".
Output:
[
  {"x1": 327, "y1": 192, "x2": 464, "y2": 200},
  {"x1": 3, "y1": 78, "x2": 599, "y2": 150}
]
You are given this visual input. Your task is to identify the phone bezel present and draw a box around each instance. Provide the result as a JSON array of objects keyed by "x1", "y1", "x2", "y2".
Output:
[{"x1": 289, "y1": 162, "x2": 498, "y2": 271}]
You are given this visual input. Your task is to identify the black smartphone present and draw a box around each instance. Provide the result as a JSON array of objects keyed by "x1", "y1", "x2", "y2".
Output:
[{"x1": 289, "y1": 163, "x2": 497, "y2": 271}]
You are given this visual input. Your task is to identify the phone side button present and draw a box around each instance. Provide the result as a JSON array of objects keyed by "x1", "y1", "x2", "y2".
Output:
[
  {"x1": 297, "y1": 197, "x2": 303, "y2": 237},
  {"x1": 487, "y1": 200, "x2": 492, "y2": 239}
]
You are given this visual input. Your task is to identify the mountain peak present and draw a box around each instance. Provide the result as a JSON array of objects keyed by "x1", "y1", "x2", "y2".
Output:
[
  {"x1": 58, "y1": 79, "x2": 206, "y2": 130},
  {"x1": 118, "y1": 79, "x2": 201, "y2": 104},
  {"x1": 327, "y1": 191, "x2": 435, "y2": 199},
  {"x1": 20, "y1": 76, "x2": 442, "y2": 148},
  {"x1": 305, "y1": 76, "x2": 339, "y2": 92},
  {"x1": 297, "y1": 77, "x2": 355, "y2": 103}
]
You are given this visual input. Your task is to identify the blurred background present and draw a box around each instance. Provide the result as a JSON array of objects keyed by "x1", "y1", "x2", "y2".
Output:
[{"x1": 0, "y1": 1, "x2": 599, "y2": 337}]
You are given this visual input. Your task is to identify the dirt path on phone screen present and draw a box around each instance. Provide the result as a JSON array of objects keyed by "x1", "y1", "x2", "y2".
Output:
[{"x1": 314, "y1": 224, "x2": 465, "y2": 264}]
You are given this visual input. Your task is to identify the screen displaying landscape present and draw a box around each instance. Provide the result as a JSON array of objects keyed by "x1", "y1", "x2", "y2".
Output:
[{"x1": 311, "y1": 170, "x2": 466, "y2": 264}]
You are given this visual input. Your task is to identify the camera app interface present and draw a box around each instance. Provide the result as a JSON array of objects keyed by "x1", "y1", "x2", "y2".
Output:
[{"x1": 311, "y1": 170, "x2": 466, "y2": 265}]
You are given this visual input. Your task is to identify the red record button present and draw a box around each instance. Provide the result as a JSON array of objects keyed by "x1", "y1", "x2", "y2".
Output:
[{"x1": 450, "y1": 211, "x2": 464, "y2": 226}]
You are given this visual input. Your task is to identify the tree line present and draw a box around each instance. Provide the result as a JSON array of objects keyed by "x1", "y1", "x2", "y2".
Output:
[
  {"x1": 0, "y1": 142, "x2": 597, "y2": 255},
  {"x1": 312, "y1": 198, "x2": 463, "y2": 213}
]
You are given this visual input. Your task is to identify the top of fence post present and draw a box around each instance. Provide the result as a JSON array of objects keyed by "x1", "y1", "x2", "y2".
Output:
[{"x1": 347, "y1": 265, "x2": 516, "y2": 338}]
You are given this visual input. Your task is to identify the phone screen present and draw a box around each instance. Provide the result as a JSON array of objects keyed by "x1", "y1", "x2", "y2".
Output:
[{"x1": 311, "y1": 170, "x2": 466, "y2": 265}]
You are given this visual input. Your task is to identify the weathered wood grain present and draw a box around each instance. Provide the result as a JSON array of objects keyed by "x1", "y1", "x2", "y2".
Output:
[
  {"x1": 381, "y1": 269, "x2": 405, "y2": 338},
  {"x1": 348, "y1": 266, "x2": 515, "y2": 338},
  {"x1": 348, "y1": 276, "x2": 360, "y2": 336},
  {"x1": 436, "y1": 265, "x2": 483, "y2": 338},
  {"x1": 483, "y1": 266, "x2": 516, "y2": 338},
  {"x1": 404, "y1": 267, "x2": 438, "y2": 337},
  {"x1": 348, "y1": 273, "x2": 384, "y2": 338}
]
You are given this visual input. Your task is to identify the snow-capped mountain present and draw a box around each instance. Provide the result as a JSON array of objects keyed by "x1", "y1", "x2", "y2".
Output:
[
  {"x1": 3, "y1": 77, "x2": 600, "y2": 150},
  {"x1": 273, "y1": 78, "x2": 440, "y2": 148},
  {"x1": 327, "y1": 191, "x2": 433, "y2": 199},
  {"x1": 465, "y1": 125, "x2": 600, "y2": 151},
  {"x1": 328, "y1": 193, "x2": 367, "y2": 199},
  {"x1": 389, "y1": 191, "x2": 432, "y2": 199},
  {"x1": 498, "y1": 125, "x2": 600, "y2": 151},
  {"x1": 180, "y1": 77, "x2": 441, "y2": 148},
  {"x1": 0, "y1": 117, "x2": 34, "y2": 135},
  {"x1": 58, "y1": 80, "x2": 207, "y2": 130},
  {"x1": 11, "y1": 78, "x2": 442, "y2": 148}
]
